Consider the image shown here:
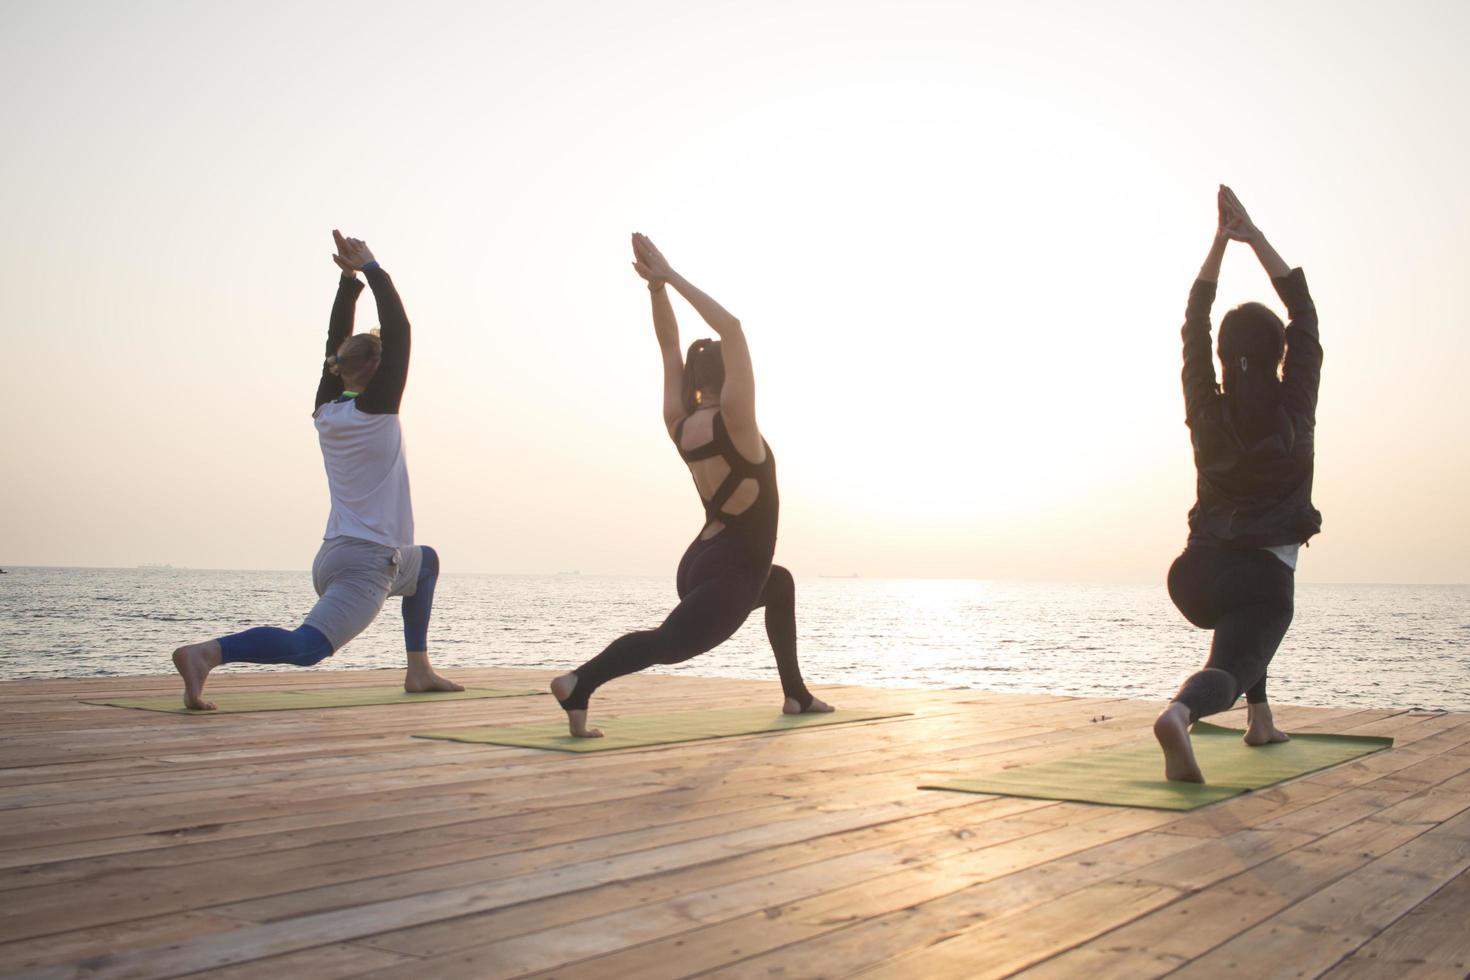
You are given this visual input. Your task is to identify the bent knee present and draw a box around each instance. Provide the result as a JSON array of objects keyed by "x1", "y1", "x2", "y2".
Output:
[
  {"x1": 765, "y1": 565, "x2": 795, "y2": 601},
  {"x1": 418, "y1": 545, "x2": 440, "y2": 575},
  {"x1": 293, "y1": 625, "x2": 336, "y2": 666}
]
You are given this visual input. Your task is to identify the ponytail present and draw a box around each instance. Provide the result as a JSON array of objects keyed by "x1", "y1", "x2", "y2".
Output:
[
  {"x1": 1218, "y1": 302, "x2": 1286, "y2": 440},
  {"x1": 681, "y1": 339, "x2": 725, "y2": 415}
]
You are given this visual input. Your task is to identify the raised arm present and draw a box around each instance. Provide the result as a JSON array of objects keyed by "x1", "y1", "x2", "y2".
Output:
[
  {"x1": 1181, "y1": 200, "x2": 1229, "y2": 426},
  {"x1": 1220, "y1": 186, "x2": 1290, "y2": 279},
  {"x1": 631, "y1": 233, "x2": 686, "y2": 433},
  {"x1": 315, "y1": 256, "x2": 365, "y2": 411},
  {"x1": 334, "y1": 231, "x2": 411, "y2": 415},
  {"x1": 1221, "y1": 187, "x2": 1320, "y2": 416},
  {"x1": 1273, "y1": 268, "x2": 1321, "y2": 418},
  {"x1": 1199, "y1": 188, "x2": 1233, "y2": 284},
  {"x1": 653, "y1": 245, "x2": 757, "y2": 441},
  {"x1": 684, "y1": 281, "x2": 755, "y2": 440}
]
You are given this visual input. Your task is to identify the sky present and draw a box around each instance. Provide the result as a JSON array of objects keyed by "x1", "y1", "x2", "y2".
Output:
[{"x1": 1, "y1": 0, "x2": 1467, "y2": 584}]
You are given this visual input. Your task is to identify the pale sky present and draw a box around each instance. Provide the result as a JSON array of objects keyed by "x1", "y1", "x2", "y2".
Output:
[{"x1": 2, "y1": 0, "x2": 1467, "y2": 583}]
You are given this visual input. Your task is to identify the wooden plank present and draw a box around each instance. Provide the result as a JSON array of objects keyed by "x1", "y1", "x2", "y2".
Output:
[
  {"x1": 1012, "y1": 818, "x2": 1445, "y2": 977},
  {"x1": 500, "y1": 820, "x2": 1197, "y2": 980},
  {"x1": 357, "y1": 802, "x2": 1126, "y2": 979},
  {"x1": 852, "y1": 882, "x2": 1182, "y2": 979},
  {"x1": 358, "y1": 797, "x2": 1054, "y2": 959},
  {"x1": 3, "y1": 797, "x2": 988, "y2": 978},
  {"x1": 0, "y1": 913, "x2": 246, "y2": 975},
  {"x1": 556, "y1": 809, "x2": 1178, "y2": 980},
  {"x1": 0, "y1": 767, "x2": 970, "y2": 941},
  {"x1": 1322, "y1": 869, "x2": 1470, "y2": 976},
  {"x1": 1168, "y1": 809, "x2": 1470, "y2": 978},
  {"x1": 0, "y1": 671, "x2": 1462, "y2": 980}
]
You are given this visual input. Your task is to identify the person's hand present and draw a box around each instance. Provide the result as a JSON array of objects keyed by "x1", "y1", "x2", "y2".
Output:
[
  {"x1": 631, "y1": 232, "x2": 675, "y2": 285},
  {"x1": 331, "y1": 253, "x2": 358, "y2": 278},
  {"x1": 333, "y1": 229, "x2": 377, "y2": 271},
  {"x1": 1218, "y1": 185, "x2": 1261, "y2": 243}
]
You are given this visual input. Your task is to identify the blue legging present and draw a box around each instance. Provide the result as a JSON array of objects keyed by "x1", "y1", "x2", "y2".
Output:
[
  {"x1": 402, "y1": 545, "x2": 439, "y2": 653},
  {"x1": 219, "y1": 546, "x2": 440, "y2": 665}
]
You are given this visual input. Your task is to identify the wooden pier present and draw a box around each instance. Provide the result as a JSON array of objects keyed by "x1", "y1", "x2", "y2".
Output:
[{"x1": 0, "y1": 669, "x2": 1467, "y2": 978}]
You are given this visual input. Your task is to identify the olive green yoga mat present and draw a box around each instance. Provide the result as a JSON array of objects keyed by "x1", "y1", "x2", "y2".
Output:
[
  {"x1": 415, "y1": 706, "x2": 910, "y2": 752},
  {"x1": 85, "y1": 686, "x2": 543, "y2": 714},
  {"x1": 921, "y1": 722, "x2": 1393, "y2": 811}
]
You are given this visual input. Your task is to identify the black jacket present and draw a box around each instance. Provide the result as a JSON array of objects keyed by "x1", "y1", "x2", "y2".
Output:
[{"x1": 1181, "y1": 268, "x2": 1323, "y2": 549}]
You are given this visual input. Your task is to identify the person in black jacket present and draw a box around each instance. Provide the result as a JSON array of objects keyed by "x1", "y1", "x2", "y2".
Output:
[{"x1": 1154, "y1": 186, "x2": 1322, "y2": 782}]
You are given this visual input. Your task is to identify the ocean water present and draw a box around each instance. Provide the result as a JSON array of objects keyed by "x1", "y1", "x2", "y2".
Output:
[{"x1": 1, "y1": 566, "x2": 1466, "y2": 712}]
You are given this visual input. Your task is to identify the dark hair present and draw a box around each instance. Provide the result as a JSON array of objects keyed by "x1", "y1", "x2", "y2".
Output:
[
  {"x1": 681, "y1": 338, "x2": 724, "y2": 415},
  {"x1": 1217, "y1": 302, "x2": 1285, "y2": 437}
]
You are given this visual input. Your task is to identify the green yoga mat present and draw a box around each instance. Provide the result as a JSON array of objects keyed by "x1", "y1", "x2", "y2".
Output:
[
  {"x1": 415, "y1": 705, "x2": 910, "y2": 752},
  {"x1": 921, "y1": 722, "x2": 1393, "y2": 811},
  {"x1": 85, "y1": 686, "x2": 543, "y2": 715}
]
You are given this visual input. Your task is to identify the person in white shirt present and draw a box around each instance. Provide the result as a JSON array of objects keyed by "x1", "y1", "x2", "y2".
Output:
[{"x1": 171, "y1": 232, "x2": 460, "y2": 710}]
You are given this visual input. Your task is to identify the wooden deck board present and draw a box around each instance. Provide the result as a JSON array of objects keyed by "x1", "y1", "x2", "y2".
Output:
[{"x1": 0, "y1": 668, "x2": 1465, "y2": 979}]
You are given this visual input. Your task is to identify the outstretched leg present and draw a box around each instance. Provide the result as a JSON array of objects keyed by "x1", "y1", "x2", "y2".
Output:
[
  {"x1": 754, "y1": 565, "x2": 831, "y2": 714},
  {"x1": 174, "y1": 624, "x2": 334, "y2": 711},
  {"x1": 400, "y1": 546, "x2": 461, "y2": 693},
  {"x1": 552, "y1": 573, "x2": 755, "y2": 736}
]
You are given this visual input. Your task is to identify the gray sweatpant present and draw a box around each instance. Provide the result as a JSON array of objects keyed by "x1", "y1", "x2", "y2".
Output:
[{"x1": 303, "y1": 536, "x2": 424, "y2": 651}]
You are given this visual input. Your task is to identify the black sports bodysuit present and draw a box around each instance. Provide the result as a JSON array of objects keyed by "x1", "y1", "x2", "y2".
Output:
[{"x1": 559, "y1": 410, "x2": 814, "y2": 711}]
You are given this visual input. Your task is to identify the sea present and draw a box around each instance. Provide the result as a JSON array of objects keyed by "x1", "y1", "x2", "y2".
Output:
[{"x1": 2, "y1": 566, "x2": 1466, "y2": 712}]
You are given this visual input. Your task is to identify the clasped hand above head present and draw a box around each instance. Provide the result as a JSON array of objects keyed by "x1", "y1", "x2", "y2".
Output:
[
  {"x1": 332, "y1": 229, "x2": 376, "y2": 276},
  {"x1": 1217, "y1": 185, "x2": 1260, "y2": 244},
  {"x1": 631, "y1": 232, "x2": 675, "y2": 287}
]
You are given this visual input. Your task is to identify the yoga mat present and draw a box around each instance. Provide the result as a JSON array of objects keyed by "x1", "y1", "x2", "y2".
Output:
[
  {"x1": 415, "y1": 705, "x2": 910, "y2": 752},
  {"x1": 85, "y1": 686, "x2": 543, "y2": 714},
  {"x1": 920, "y1": 722, "x2": 1393, "y2": 811}
]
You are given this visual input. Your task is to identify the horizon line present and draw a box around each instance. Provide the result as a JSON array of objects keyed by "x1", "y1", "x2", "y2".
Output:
[{"x1": 2, "y1": 563, "x2": 1465, "y2": 589}]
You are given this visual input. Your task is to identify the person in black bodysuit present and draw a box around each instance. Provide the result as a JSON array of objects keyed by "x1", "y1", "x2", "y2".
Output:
[
  {"x1": 1154, "y1": 187, "x2": 1323, "y2": 782},
  {"x1": 549, "y1": 234, "x2": 833, "y2": 737}
]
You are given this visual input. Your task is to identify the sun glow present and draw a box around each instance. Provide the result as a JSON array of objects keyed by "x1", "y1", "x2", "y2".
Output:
[{"x1": 1, "y1": 1, "x2": 1467, "y2": 583}]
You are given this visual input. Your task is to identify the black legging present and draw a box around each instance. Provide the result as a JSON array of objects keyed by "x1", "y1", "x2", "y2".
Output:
[
  {"x1": 560, "y1": 532, "x2": 813, "y2": 710},
  {"x1": 1168, "y1": 545, "x2": 1295, "y2": 723}
]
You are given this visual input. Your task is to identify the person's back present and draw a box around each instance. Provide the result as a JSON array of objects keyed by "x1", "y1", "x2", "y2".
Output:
[
  {"x1": 1185, "y1": 273, "x2": 1322, "y2": 551},
  {"x1": 1155, "y1": 186, "x2": 1321, "y2": 784},
  {"x1": 675, "y1": 404, "x2": 778, "y2": 557},
  {"x1": 315, "y1": 400, "x2": 414, "y2": 548},
  {"x1": 549, "y1": 233, "x2": 830, "y2": 737}
]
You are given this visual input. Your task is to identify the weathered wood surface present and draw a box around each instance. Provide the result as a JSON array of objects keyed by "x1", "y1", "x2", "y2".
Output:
[{"x1": 0, "y1": 669, "x2": 1464, "y2": 979}]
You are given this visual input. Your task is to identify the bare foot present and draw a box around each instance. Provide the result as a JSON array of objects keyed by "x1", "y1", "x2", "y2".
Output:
[
  {"x1": 404, "y1": 670, "x2": 464, "y2": 693},
  {"x1": 1244, "y1": 703, "x2": 1290, "y2": 746},
  {"x1": 784, "y1": 695, "x2": 835, "y2": 715},
  {"x1": 564, "y1": 709, "x2": 603, "y2": 738},
  {"x1": 172, "y1": 642, "x2": 221, "y2": 711},
  {"x1": 404, "y1": 651, "x2": 463, "y2": 693},
  {"x1": 550, "y1": 673, "x2": 602, "y2": 738},
  {"x1": 1154, "y1": 702, "x2": 1205, "y2": 783}
]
